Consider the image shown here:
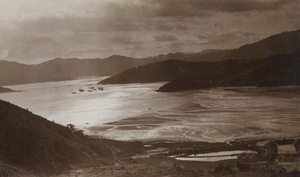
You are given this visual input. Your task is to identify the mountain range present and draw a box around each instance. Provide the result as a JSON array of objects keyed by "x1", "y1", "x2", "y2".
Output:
[
  {"x1": 189, "y1": 29, "x2": 300, "y2": 62},
  {"x1": 99, "y1": 51, "x2": 300, "y2": 91},
  {"x1": 99, "y1": 29, "x2": 300, "y2": 91},
  {"x1": 1, "y1": 29, "x2": 300, "y2": 88},
  {"x1": 146, "y1": 29, "x2": 300, "y2": 63},
  {"x1": 0, "y1": 56, "x2": 161, "y2": 86}
]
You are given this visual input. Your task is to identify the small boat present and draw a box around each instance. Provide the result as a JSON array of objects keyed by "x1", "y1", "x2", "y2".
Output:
[
  {"x1": 71, "y1": 92, "x2": 76, "y2": 94},
  {"x1": 98, "y1": 87, "x2": 104, "y2": 91},
  {"x1": 79, "y1": 89, "x2": 84, "y2": 92}
]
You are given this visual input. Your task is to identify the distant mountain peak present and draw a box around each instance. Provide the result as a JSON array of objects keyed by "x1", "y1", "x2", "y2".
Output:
[{"x1": 107, "y1": 55, "x2": 131, "y2": 59}]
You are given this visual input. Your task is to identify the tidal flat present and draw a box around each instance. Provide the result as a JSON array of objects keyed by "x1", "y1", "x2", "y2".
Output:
[{"x1": 1, "y1": 77, "x2": 300, "y2": 143}]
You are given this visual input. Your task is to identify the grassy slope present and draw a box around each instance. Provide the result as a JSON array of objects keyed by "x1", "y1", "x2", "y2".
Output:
[{"x1": 0, "y1": 99, "x2": 114, "y2": 175}]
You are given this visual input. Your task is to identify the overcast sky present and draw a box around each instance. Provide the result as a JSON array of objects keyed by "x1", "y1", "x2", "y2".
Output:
[{"x1": 1, "y1": 0, "x2": 300, "y2": 64}]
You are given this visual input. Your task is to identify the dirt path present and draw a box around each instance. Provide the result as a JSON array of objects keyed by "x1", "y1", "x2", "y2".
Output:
[{"x1": 98, "y1": 138, "x2": 118, "y2": 166}]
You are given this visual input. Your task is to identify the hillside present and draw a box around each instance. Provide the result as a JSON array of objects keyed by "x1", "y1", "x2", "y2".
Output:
[
  {"x1": 0, "y1": 86, "x2": 14, "y2": 93},
  {"x1": 147, "y1": 29, "x2": 300, "y2": 63},
  {"x1": 100, "y1": 29, "x2": 300, "y2": 89},
  {"x1": 158, "y1": 51, "x2": 300, "y2": 92},
  {"x1": 224, "y1": 29, "x2": 300, "y2": 60},
  {"x1": 188, "y1": 29, "x2": 300, "y2": 62},
  {"x1": 0, "y1": 99, "x2": 114, "y2": 176},
  {"x1": 0, "y1": 52, "x2": 221, "y2": 86},
  {"x1": 99, "y1": 60, "x2": 203, "y2": 84},
  {"x1": 100, "y1": 50, "x2": 300, "y2": 91}
]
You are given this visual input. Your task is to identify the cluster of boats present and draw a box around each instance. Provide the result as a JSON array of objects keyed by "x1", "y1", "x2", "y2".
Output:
[{"x1": 71, "y1": 86, "x2": 104, "y2": 94}]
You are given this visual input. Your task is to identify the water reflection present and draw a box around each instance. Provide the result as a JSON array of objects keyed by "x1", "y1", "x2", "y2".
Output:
[{"x1": 1, "y1": 76, "x2": 300, "y2": 142}]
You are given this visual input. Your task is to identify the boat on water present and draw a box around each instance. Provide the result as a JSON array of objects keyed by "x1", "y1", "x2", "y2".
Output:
[
  {"x1": 98, "y1": 87, "x2": 104, "y2": 91},
  {"x1": 89, "y1": 86, "x2": 97, "y2": 91},
  {"x1": 79, "y1": 89, "x2": 84, "y2": 92}
]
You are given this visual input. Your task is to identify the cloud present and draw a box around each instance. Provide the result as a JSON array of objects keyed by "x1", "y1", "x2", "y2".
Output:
[
  {"x1": 153, "y1": 33, "x2": 178, "y2": 41},
  {"x1": 195, "y1": 29, "x2": 258, "y2": 46},
  {"x1": 0, "y1": 0, "x2": 300, "y2": 63},
  {"x1": 0, "y1": 49, "x2": 8, "y2": 58},
  {"x1": 2, "y1": 0, "x2": 297, "y2": 34},
  {"x1": 110, "y1": 34, "x2": 143, "y2": 45},
  {"x1": 176, "y1": 25, "x2": 189, "y2": 30},
  {"x1": 2, "y1": 32, "x2": 66, "y2": 61},
  {"x1": 148, "y1": 0, "x2": 294, "y2": 17},
  {"x1": 2, "y1": 0, "x2": 293, "y2": 24}
]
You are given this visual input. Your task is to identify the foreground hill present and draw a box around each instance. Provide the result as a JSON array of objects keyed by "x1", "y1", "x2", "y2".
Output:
[
  {"x1": 0, "y1": 99, "x2": 114, "y2": 176},
  {"x1": 0, "y1": 86, "x2": 14, "y2": 93}
]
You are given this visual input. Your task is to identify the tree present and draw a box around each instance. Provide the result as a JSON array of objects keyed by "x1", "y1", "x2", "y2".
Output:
[{"x1": 67, "y1": 124, "x2": 75, "y2": 132}]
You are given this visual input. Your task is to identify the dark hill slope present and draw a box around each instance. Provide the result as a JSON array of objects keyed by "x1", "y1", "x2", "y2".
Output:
[
  {"x1": 158, "y1": 51, "x2": 300, "y2": 92},
  {"x1": 99, "y1": 51, "x2": 300, "y2": 91},
  {"x1": 99, "y1": 60, "x2": 205, "y2": 84},
  {"x1": 98, "y1": 59, "x2": 247, "y2": 85},
  {"x1": 100, "y1": 29, "x2": 300, "y2": 85},
  {"x1": 224, "y1": 29, "x2": 300, "y2": 60},
  {"x1": 0, "y1": 100, "x2": 114, "y2": 175},
  {"x1": 144, "y1": 29, "x2": 300, "y2": 63}
]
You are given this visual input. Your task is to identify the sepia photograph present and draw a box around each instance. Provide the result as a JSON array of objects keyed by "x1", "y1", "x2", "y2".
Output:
[{"x1": 0, "y1": 0, "x2": 300, "y2": 176}]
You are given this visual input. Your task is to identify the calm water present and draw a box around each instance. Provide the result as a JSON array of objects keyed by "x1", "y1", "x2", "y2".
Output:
[{"x1": 1, "y1": 77, "x2": 300, "y2": 142}]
